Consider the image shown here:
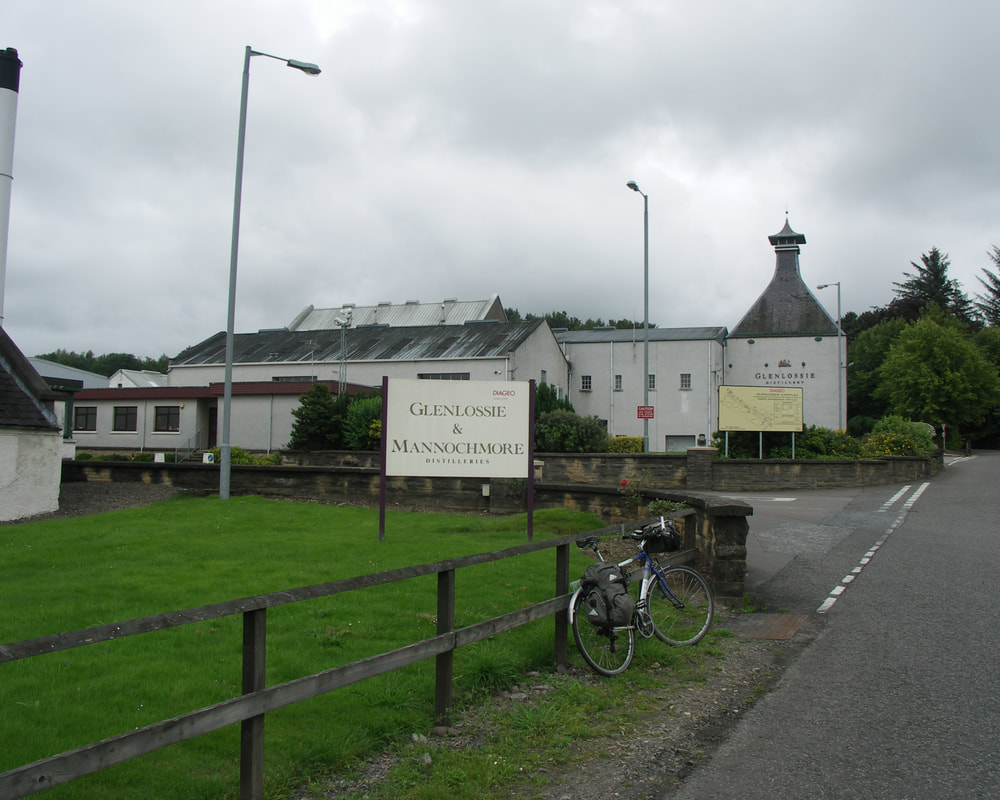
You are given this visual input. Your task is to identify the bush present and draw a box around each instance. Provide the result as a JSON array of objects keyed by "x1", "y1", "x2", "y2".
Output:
[
  {"x1": 132, "y1": 452, "x2": 155, "y2": 463},
  {"x1": 859, "y1": 416, "x2": 935, "y2": 458},
  {"x1": 343, "y1": 396, "x2": 383, "y2": 450},
  {"x1": 606, "y1": 436, "x2": 643, "y2": 454},
  {"x1": 208, "y1": 446, "x2": 281, "y2": 466},
  {"x1": 75, "y1": 452, "x2": 93, "y2": 461},
  {"x1": 534, "y1": 410, "x2": 608, "y2": 453}
]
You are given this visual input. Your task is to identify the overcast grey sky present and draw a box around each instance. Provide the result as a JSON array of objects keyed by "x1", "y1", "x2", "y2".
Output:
[{"x1": 4, "y1": 1, "x2": 999, "y2": 361}]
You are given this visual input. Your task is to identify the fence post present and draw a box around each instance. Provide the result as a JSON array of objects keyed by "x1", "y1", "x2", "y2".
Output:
[
  {"x1": 554, "y1": 543, "x2": 570, "y2": 669},
  {"x1": 240, "y1": 608, "x2": 266, "y2": 800},
  {"x1": 435, "y1": 569, "x2": 456, "y2": 726}
]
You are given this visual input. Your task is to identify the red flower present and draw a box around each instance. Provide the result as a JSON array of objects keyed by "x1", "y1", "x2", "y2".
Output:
[{"x1": 620, "y1": 479, "x2": 628, "y2": 487}]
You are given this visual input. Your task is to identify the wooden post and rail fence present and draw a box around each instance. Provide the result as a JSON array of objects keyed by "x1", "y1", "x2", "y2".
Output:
[{"x1": 0, "y1": 528, "x2": 613, "y2": 800}]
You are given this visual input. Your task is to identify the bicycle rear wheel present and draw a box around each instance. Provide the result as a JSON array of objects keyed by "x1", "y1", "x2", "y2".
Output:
[
  {"x1": 571, "y1": 592, "x2": 635, "y2": 676},
  {"x1": 648, "y1": 566, "x2": 714, "y2": 646}
]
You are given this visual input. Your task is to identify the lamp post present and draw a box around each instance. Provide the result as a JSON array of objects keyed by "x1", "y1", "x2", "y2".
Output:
[
  {"x1": 220, "y1": 46, "x2": 320, "y2": 501},
  {"x1": 816, "y1": 282, "x2": 844, "y2": 431},
  {"x1": 626, "y1": 180, "x2": 649, "y2": 452}
]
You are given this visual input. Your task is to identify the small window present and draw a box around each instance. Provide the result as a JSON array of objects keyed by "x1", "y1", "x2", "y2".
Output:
[
  {"x1": 113, "y1": 406, "x2": 138, "y2": 432},
  {"x1": 74, "y1": 406, "x2": 97, "y2": 432},
  {"x1": 154, "y1": 406, "x2": 181, "y2": 432},
  {"x1": 416, "y1": 373, "x2": 471, "y2": 380},
  {"x1": 614, "y1": 374, "x2": 623, "y2": 392},
  {"x1": 647, "y1": 374, "x2": 656, "y2": 391},
  {"x1": 679, "y1": 373, "x2": 692, "y2": 390},
  {"x1": 581, "y1": 375, "x2": 592, "y2": 392}
]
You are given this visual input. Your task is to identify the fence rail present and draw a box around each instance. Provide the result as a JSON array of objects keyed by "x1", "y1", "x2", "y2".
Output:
[{"x1": 0, "y1": 529, "x2": 597, "y2": 800}]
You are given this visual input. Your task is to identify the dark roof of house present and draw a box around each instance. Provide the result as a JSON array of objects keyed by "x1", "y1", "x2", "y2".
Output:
[
  {"x1": 730, "y1": 220, "x2": 837, "y2": 338},
  {"x1": 0, "y1": 326, "x2": 60, "y2": 430},
  {"x1": 554, "y1": 326, "x2": 728, "y2": 345},
  {"x1": 171, "y1": 320, "x2": 549, "y2": 368}
]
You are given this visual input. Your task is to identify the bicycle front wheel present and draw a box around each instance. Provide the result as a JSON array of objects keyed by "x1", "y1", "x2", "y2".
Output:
[
  {"x1": 648, "y1": 566, "x2": 714, "y2": 646},
  {"x1": 571, "y1": 592, "x2": 635, "y2": 676}
]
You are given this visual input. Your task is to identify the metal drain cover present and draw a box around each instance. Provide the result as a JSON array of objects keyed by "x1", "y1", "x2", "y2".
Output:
[{"x1": 734, "y1": 613, "x2": 808, "y2": 640}]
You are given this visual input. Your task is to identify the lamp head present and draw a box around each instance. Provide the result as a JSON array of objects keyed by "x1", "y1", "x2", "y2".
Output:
[
  {"x1": 287, "y1": 59, "x2": 321, "y2": 75},
  {"x1": 626, "y1": 181, "x2": 640, "y2": 192}
]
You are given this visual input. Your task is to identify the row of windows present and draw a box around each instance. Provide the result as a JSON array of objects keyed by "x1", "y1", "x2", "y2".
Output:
[
  {"x1": 580, "y1": 374, "x2": 692, "y2": 392},
  {"x1": 73, "y1": 406, "x2": 180, "y2": 433}
]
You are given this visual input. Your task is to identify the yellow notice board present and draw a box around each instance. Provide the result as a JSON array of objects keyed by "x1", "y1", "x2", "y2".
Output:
[{"x1": 718, "y1": 385, "x2": 803, "y2": 432}]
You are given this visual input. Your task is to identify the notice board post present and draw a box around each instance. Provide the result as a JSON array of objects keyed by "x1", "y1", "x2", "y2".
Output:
[{"x1": 717, "y1": 385, "x2": 803, "y2": 458}]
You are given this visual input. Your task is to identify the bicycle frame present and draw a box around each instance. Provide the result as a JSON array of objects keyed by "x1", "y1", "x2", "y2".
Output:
[{"x1": 567, "y1": 544, "x2": 683, "y2": 628}]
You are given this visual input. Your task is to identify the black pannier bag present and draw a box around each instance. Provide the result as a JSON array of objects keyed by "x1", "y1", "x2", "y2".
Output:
[
  {"x1": 581, "y1": 562, "x2": 634, "y2": 629},
  {"x1": 640, "y1": 521, "x2": 681, "y2": 554}
]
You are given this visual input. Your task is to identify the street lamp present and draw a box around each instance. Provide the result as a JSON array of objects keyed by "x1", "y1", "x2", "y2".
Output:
[
  {"x1": 816, "y1": 282, "x2": 844, "y2": 431},
  {"x1": 626, "y1": 180, "x2": 650, "y2": 452},
  {"x1": 220, "y1": 46, "x2": 320, "y2": 500}
]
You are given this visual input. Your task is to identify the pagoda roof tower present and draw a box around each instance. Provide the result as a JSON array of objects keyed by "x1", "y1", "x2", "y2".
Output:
[{"x1": 730, "y1": 218, "x2": 837, "y2": 337}]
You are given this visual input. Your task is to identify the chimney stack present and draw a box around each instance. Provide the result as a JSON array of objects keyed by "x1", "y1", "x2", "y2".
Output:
[{"x1": 0, "y1": 47, "x2": 23, "y2": 327}]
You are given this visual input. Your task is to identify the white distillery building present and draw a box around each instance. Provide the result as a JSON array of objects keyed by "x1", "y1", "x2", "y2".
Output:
[
  {"x1": 555, "y1": 326, "x2": 727, "y2": 451},
  {"x1": 724, "y1": 218, "x2": 845, "y2": 431},
  {"x1": 71, "y1": 311, "x2": 569, "y2": 454},
  {"x1": 67, "y1": 219, "x2": 846, "y2": 459}
]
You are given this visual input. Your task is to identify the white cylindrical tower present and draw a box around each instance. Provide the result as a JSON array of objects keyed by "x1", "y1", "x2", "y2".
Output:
[{"x1": 0, "y1": 47, "x2": 23, "y2": 328}]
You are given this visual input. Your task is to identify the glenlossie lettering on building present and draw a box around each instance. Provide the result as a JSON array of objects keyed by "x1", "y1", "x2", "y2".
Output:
[{"x1": 754, "y1": 371, "x2": 817, "y2": 385}]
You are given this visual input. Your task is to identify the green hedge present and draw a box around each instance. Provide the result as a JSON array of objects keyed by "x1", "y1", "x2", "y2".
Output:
[{"x1": 605, "y1": 436, "x2": 643, "y2": 453}]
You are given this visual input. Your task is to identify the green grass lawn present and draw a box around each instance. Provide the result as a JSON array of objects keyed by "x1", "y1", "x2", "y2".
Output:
[{"x1": 1, "y1": 495, "x2": 607, "y2": 799}]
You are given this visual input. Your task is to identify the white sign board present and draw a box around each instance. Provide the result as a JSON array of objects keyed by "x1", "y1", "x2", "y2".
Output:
[{"x1": 385, "y1": 379, "x2": 531, "y2": 478}]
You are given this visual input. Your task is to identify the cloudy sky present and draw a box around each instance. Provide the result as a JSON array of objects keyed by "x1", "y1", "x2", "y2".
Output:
[{"x1": 3, "y1": 1, "x2": 999, "y2": 361}]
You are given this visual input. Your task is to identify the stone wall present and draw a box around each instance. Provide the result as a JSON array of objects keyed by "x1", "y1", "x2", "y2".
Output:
[{"x1": 62, "y1": 446, "x2": 939, "y2": 601}]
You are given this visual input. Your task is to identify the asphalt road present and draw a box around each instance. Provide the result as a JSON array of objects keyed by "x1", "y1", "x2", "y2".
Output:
[{"x1": 669, "y1": 452, "x2": 1000, "y2": 799}]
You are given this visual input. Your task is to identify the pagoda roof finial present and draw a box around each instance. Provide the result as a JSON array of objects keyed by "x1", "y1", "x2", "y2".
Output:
[{"x1": 768, "y1": 216, "x2": 806, "y2": 249}]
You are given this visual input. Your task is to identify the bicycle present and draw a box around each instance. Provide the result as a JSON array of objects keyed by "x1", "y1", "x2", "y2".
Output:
[{"x1": 568, "y1": 517, "x2": 715, "y2": 676}]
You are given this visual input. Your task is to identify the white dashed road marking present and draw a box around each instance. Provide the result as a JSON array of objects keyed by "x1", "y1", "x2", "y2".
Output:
[{"x1": 817, "y1": 482, "x2": 930, "y2": 614}]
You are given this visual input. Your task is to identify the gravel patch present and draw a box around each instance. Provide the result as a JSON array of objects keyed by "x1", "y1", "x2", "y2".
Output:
[{"x1": 306, "y1": 616, "x2": 813, "y2": 800}]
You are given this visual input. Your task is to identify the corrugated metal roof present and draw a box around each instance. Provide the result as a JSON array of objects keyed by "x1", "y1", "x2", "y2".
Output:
[
  {"x1": 554, "y1": 326, "x2": 728, "y2": 345},
  {"x1": 171, "y1": 320, "x2": 546, "y2": 367},
  {"x1": 28, "y1": 358, "x2": 108, "y2": 389},
  {"x1": 75, "y1": 380, "x2": 372, "y2": 400},
  {"x1": 111, "y1": 369, "x2": 168, "y2": 388},
  {"x1": 288, "y1": 295, "x2": 507, "y2": 330}
]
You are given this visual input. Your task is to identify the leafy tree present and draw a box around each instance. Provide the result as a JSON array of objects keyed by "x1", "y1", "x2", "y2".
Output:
[
  {"x1": 287, "y1": 383, "x2": 349, "y2": 450},
  {"x1": 343, "y1": 395, "x2": 383, "y2": 450},
  {"x1": 876, "y1": 316, "x2": 1000, "y2": 435},
  {"x1": 535, "y1": 382, "x2": 574, "y2": 417},
  {"x1": 892, "y1": 247, "x2": 975, "y2": 324},
  {"x1": 534, "y1": 410, "x2": 608, "y2": 452},
  {"x1": 973, "y1": 245, "x2": 1000, "y2": 327},
  {"x1": 974, "y1": 326, "x2": 1000, "y2": 368},
  {"x1": 846, "y1": 317, "x2": 907, "y2": 432}
]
